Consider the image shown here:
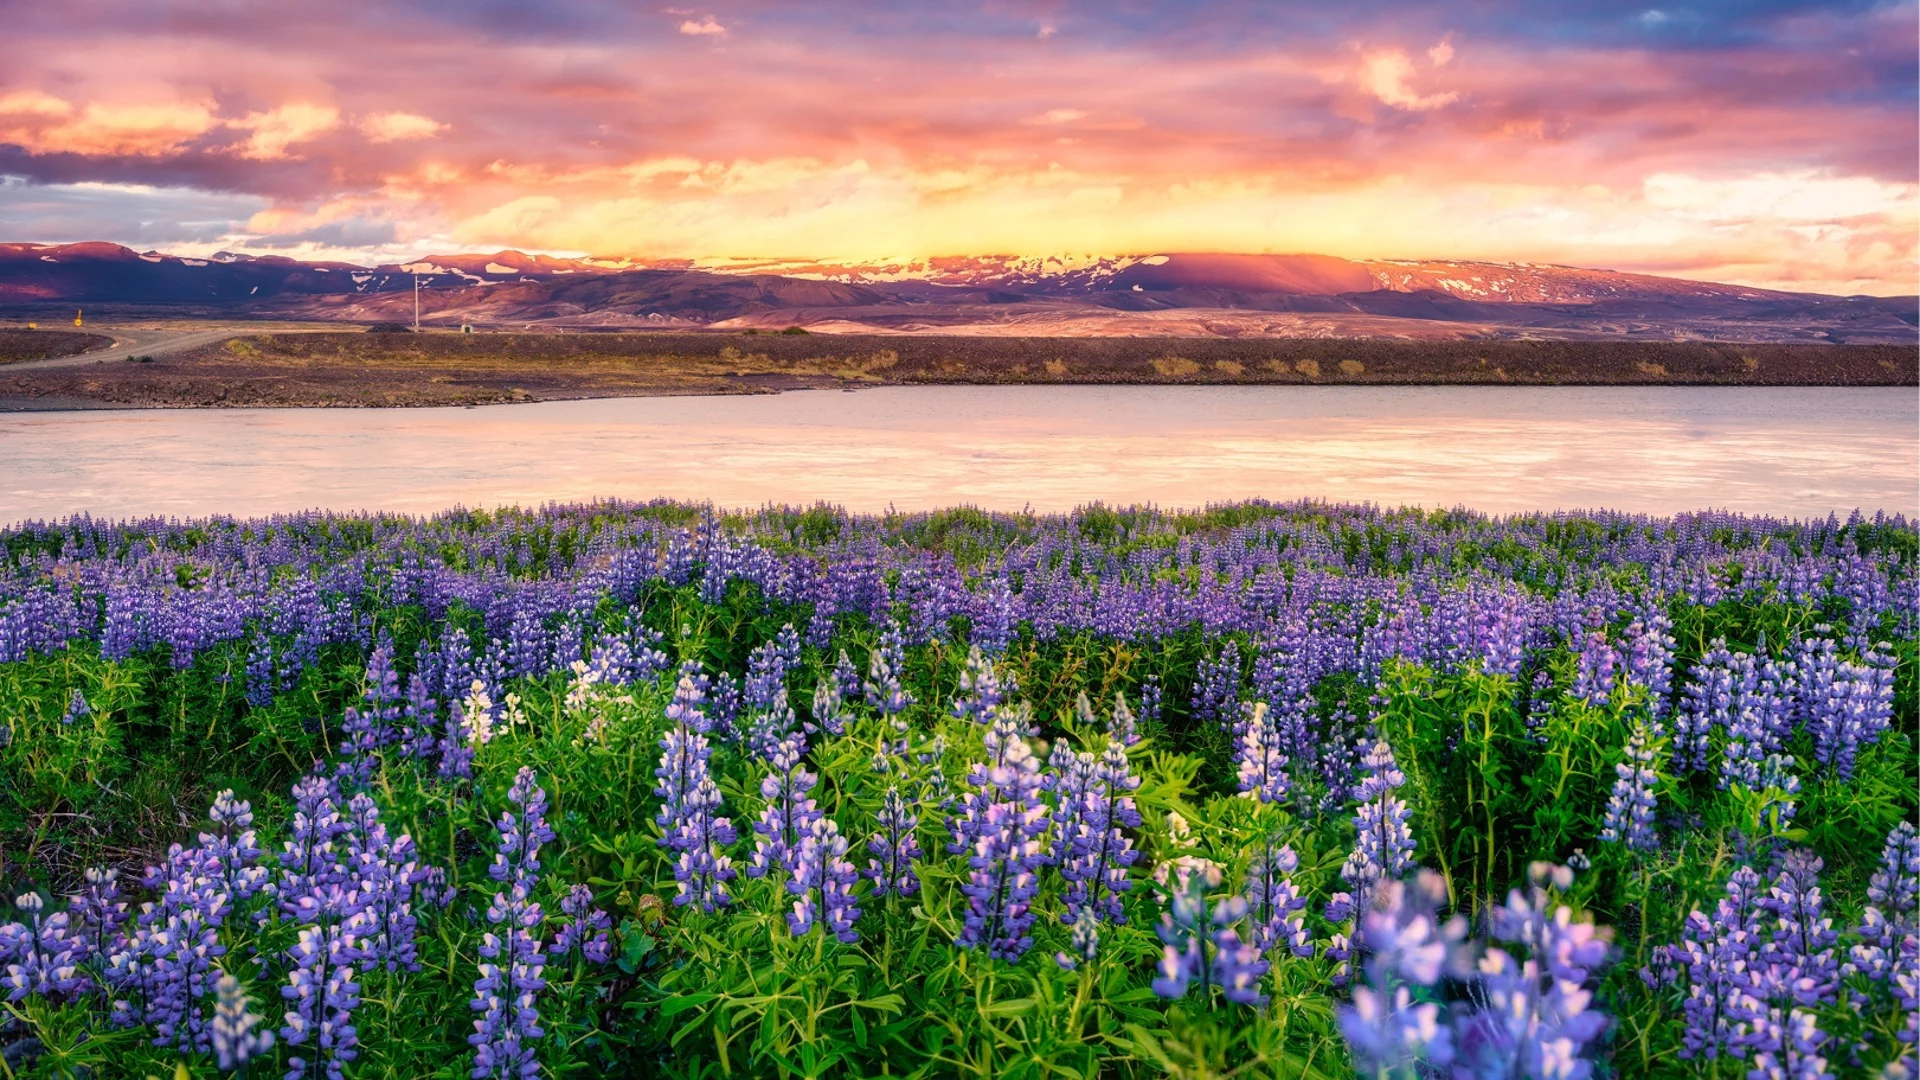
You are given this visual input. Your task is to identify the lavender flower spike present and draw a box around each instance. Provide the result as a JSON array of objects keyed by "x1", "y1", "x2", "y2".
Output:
[
  {"x1": 1599, "y1": 720, "x2": 1661, "y2": 853},
  {"x1": 1234, "y1": 701, "x2": 1291, "y2": 805},
  {"x1": 865, "y1": 786, "x2": 923, "y2": 899},
  {"x1": 212, "y1": 971, "x2": 275, "y2": 1070},
  {"x1": 1328, "y1": 738, "x2": 1416, "y2": 923}
]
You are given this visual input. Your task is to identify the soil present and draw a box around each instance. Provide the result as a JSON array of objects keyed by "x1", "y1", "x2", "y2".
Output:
[
  {"x1": 0, "y1": 331, "x2": 1910, "y2": 409},
  {"x1": 0, "y1": 329, "x2": 113, "y2": 363}
]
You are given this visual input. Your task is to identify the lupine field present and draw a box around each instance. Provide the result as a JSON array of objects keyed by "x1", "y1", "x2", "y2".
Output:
[{"x1": 0, "y1": 500, "x2": 1913, "y2": 1079}]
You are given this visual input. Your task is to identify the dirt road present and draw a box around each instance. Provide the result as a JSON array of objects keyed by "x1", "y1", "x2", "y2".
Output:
[{"x1": 1, "y1": 325, "x2": 249, "y2": 370}]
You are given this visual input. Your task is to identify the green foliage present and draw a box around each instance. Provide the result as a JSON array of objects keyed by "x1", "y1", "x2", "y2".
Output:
[{"x1": 0, "y1": 574, "x2": 1913, "y2": 1080}]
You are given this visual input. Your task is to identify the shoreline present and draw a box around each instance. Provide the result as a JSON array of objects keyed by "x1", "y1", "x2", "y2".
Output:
[
  {"x1": 0, "y1": 331, "x2": 1910, "y2": 410},
  {"x1": 3, "y1": 377, "x2": 1916, "y2": 414}
]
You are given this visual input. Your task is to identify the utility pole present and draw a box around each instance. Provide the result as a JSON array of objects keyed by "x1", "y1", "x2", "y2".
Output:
[{"x1": 413, "y1": 273, "x2": 421, "y2": 331}]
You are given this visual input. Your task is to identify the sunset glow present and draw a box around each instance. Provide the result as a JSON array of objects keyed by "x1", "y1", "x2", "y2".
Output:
[{"x1": 1, "y1": 1, "x2": 1914, "y2": 294}]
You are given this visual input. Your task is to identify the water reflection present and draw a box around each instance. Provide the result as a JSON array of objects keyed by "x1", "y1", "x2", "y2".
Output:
[{"x1": 1, "y1": 386, "x2": 1913, "y2": 521}]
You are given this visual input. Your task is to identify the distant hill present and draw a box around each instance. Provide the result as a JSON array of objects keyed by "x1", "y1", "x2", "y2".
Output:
[{"x1": 1, "y1": 242, "x2": 1912, "y2": 343}]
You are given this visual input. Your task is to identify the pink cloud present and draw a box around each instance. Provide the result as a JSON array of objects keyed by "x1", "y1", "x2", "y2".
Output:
[{"x1": 0, "y1": 3, "x2": 1909, "y2": 293}]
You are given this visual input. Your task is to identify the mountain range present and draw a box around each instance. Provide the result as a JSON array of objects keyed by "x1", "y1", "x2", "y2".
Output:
[{"x1": 1, "y1": 242, "x2": 1912, "y2": 342}]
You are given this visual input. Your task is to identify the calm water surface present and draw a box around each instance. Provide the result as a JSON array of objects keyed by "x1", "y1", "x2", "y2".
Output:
[{"x1": 1, "y1": 386, "x2": 1913, "y2": 521}]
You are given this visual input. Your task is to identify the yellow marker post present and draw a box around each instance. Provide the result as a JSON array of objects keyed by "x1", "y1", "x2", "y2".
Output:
[{"x1": 74, "y1": 309, "x2": 83, "y2": 327}]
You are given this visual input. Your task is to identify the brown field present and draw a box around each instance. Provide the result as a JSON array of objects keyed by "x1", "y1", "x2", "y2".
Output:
[
  {"x1": 0, "y1": 329, "x2": 112, "y2": 363},
  {"x1": 0, "y1": 330, "x2": 1911, "y2": 408}
]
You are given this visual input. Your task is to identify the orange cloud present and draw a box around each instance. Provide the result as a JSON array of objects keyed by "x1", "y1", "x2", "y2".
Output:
[
  {"x1": 359, "y1": 111, "x2": 447, "y2": 143},
  {"x1": 0, "y1": 92, "x2": 218, "y2": 155},
  {"x1": 231, "y1": 103, "x2": 340, "y2": 160},
  {"x1": 1356, "y1": 47, "x2": 1459, "y2": 111}
]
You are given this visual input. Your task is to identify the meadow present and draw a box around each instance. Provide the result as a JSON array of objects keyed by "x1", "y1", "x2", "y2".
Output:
[{"x1": 0, "y1": 500, "x2": 1913, "y2": 1078}]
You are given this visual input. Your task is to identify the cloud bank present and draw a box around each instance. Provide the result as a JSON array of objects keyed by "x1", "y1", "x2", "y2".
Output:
[{"x1": 0, "y1": 0, "x2": 1912, "y2": 294}]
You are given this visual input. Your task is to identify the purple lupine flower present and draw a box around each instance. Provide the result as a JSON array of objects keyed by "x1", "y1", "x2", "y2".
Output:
[
  {"x1": 957, "y1": 800, "x2": 1045, "y2": 962},
  {"x1": 211, "y1": 971, "x2": 275, "y2": 1070},
  {"x1": 1245, "y1": 839, "x2": 1311, "y2": 960},
  {"x1": 1645, "y1": 865, "x2": 1765, "y2": 1060},
  {"x1": 749, "y1": 732, "x2": 822, "y2": 882},
  {"x1": 1740, "y1": 1004, "x2": 1836, "y2": 1080},
  {"x1": 620, "y1": 611, "x2": 672, "y2": 686},
  {"x1": 401, "y1": 673, "x2": 440, "y2": 762},
  {"x1": 280, "y1": 886, "x2": 369, "y2": 1080},
  {"x1": 1887, "y1": 958, "x2": 1919, "y2": 1077},
  {"x1": 745, "y1": 624, "x2": 801, "y2": 712},
  {"x1": 1234, "y1": 701, "x2": 1291, "y2": 805},
  {"x1": 1327, "y1": 739, "x2": 1416, "y2": 925},
  {"x1": 1151, "y1": 866, "x2": 1270, "y2": 1007},
  {"x1": 1057, "y1": 908, "x2": 1101, "y2": 971},
  {"x1": 492, "y1": 767, "x2": 557, "y2": 890},
  {"x1": 1137, "y1": 675, "x2": 1163, "y2": 730},
  {"x1": 832, "y1": 649, "x2": 863, "y2": 706},
  {"x1": 471, "y1": 771, "x2": 552, "y2": 1079},
  {"x1": 1055, "y1": 739, "x2": 1141, "y2": 927},
  {"x1": 743, "y1": 625, "x2": 802, "y2": 758},
  {"x1": 552, "y1": 885, "x2": 613, "y2": 966},
  {"x1": 787, "y1": 817, "x2": 862, "y2": 942},
  {"x1": 1751, "y1": 850, "x2": 1839, "y2": 1009},
  {"x1": 437, "y1": 682, "x2": 476, "y2": 782},
  {"x1": 1799, "y1": 639, "x2": 1896, "y2": 781},
  {"x1": 202, "y1": 789, "x2": 269, "y2": 903},
  {"x1": 671, "y1": 777, "x2": 738, "y2": 913},
  {"x1": 552, "y1": 616, "x2": 585, "y2": 674},
  {"x1": 865, "y1": 786, "x2": 923, "y2": 899},
  {"x1": 1853, "y1": 821, "x2": 1920, "y2": 981},
  {"x1": 1570, "y1": 629, "x2": 1617, "y2": 708},
  {"x1": 1753, "y1": 753, "x2": 1803, "y2": 835},
  {"x1": 1599, "y1": 720, "x2": 1661, "y2": 853},
  {"x1": 471, "y1": 883, "x2": 546, "y2": 1080},
  {"x1": 1621, "y1": 612, "x2": 1675, "y2": 718},
  {"x1": 131, "y1": 902, "x2": 229, "y2": 1051},
  {"x1": 1108, "y1": 692, "x2": 1140, "y2": 747},
  {"x1": 807, "y1": 677, "x2": 847, "y2": 738},
  {"x1": 952, "y1": 644, "x2": 1003, "y2": 725},
  {"x1": 1191, "y1": 640, "x2": 1242, "y2": 731},
  {"x1": 1452, "y1": 864, "x2": 1612, "y2": 1080},
  {"x1": 2, "y1": 892, "x2": 88, "y2": 1001},
  {"x1": 278, "y1": 775, "x2": 350, "y2": 915},
  {"x1": 62, "y1": 688, "x2": 89, "y2": 725},
  {"x1": 362, "y1": 635, "x2": 403, "y2": 745},
  {"x1": 864, "y1": 619, "x2": 915, "y2": 722},
  {"x1": 343, "y1": 793, "x2": 426, "y2": 973},
  {"x1": 1673, "y1": 639, "x2": 1740, "y2": 775},
  {"x1": 665, "y1": 664, "x2": 712, "y2": 732},
  {"x1": 280, "y1": 876, "x2": 368, "y2": 1076},
  {"x1": 1720, "y1": 652, "x2": 1792, "y2": 791},
  {"x1": 954, "y1": 715, "x2": 1048, "y2": 962},
  {"x1": 1337, "y1": 871, "x2": 1459, "y2": 1075},
  {"x1": 655, "y1": 674, "x2": 715, "y2": 842},
  {"x1": 1524, "y1": 668, "x2": 1555, "y2": 742},
  {"x1": 708, "y1": 671, "x2": 743, "y2": 742},
  {"x1": 245, "y1": 630, "x2": 276, "y2": 708},
  {"x1": 743, "y1": 693, "x2": 798, "y2": 763},
  {"x1": 69, "y1": 867, "x2": 129, "y2": 961},
  {"x1": 1151, "y1": 868, "x2": 1212, "y2": 1000},
  {"x1": 337, "y1": 638, "x2": 404, "y2": 783},
  {"x1": 654, "y1": 680, "x2": 738, "y2": 912}
]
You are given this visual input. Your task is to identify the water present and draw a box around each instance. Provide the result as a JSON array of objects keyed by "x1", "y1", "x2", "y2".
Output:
[{"x1": 1, "y1": 386, "x2": 1913, "y2": 522}]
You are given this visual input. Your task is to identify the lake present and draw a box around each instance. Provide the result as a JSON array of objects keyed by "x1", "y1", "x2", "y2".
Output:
[{"x1": 1, "y1": 386, "x2": 1913, "y2": 522}]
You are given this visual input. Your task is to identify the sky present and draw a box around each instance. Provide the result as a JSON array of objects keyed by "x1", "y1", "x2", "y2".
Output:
[{"x1": 0, "y1": 1, "x2": 1914, "y2": 295}]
